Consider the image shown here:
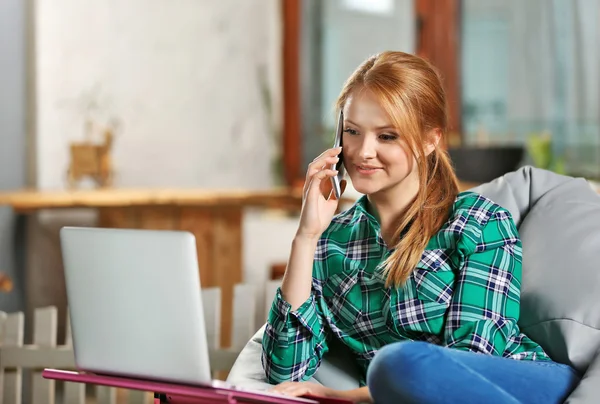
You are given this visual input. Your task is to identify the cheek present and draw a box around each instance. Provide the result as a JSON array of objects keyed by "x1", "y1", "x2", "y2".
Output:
[
  {"x1": 341, "y1": 138, "x2": 359, "y2": 160},
  {"x1": 382, "y1": 148, "x2": 411, "y2": 170}
]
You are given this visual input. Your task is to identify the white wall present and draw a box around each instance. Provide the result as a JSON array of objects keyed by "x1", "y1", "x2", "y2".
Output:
[
  {"x1": 34, "y1": 0, "x2": 282, "y2": 189},
  {"x1": 27, "y1": 0, "x2": 285, "y2": 334}
]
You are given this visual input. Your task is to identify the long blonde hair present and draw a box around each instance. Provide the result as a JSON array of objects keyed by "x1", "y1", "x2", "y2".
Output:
[{"x1": 336, "y1": 51, "x2": 459, "y2": 288}]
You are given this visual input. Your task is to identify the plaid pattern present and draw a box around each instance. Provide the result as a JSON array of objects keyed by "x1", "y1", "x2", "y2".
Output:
[{"x1": 262, "y1": 192, "x2": 550, "y2": 386}]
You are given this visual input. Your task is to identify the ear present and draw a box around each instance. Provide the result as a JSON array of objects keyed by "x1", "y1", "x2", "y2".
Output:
[{"x1": 424, "y1": 128, "x2": 442, "y2": 157}]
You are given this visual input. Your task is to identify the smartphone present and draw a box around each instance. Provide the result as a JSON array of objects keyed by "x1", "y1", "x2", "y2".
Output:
[{"x1": 331, "y1": 110, "x2": 345, "y2": 199}]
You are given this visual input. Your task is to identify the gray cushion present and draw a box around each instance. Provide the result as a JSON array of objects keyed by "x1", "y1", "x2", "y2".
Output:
[
  {"x1": 226, "y1": 326, "x2": 274, "y2": 391},
  {"x1": 472, "y1": 166, "x2": 600, "y2": 403},
  {"x1": 469, "y1": 165, "x2": 574, "y2": 227},
  {"x1": 565, "y1": 350, "x2": 600, "y2": 403},
  {"x1": 518, "y1": 179, "x2": 600, "y2": 373},
  {"x1": 227, "y1": 326, "x2": 360, "y2": 390},
  {"x1": 310, "y1": 338, "x2": 361, "y2": 390},
  {"x1": 472, "y1": 167, "x2": 600, "y2": 374}
]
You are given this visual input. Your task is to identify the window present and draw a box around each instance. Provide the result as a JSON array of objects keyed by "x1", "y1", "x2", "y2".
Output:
[{"x1": 461, "y1": 0, "x2": 600, "y2": 178}]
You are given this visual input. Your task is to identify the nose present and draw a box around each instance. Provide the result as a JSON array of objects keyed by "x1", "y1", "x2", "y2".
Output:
[{"x1": 357, "y1": 134, "x2": 377, "y2": 160}]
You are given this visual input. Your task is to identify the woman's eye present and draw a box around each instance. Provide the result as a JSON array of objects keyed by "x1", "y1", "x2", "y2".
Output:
[
  {"x1": 343, "y1": 128, "x2": 358, "y2": 135},
  {"x1": 380, "y1": 133, "x2": 398, "y2": 141}
]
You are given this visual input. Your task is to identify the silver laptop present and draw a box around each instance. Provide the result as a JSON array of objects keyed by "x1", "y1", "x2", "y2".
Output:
[
  {"x1": 60, "y1": 227, "x2": 322, "y2": 403},
  {"x1": 60, "y1": 226, "x2": 214, "y2": 385}
]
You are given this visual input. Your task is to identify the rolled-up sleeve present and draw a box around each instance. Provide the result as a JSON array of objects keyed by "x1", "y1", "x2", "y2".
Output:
[{"x1": 261, "y1": 286, "x2": 329, "y2": 384}]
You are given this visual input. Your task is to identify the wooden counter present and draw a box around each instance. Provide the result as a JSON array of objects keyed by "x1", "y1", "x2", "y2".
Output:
[{"x1": 0, "y1": 187, "x2": 313, "y2": 348}]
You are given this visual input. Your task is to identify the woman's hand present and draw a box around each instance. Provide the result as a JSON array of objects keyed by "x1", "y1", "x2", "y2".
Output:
[
  {"x1": 297, "y1": 147, "x2": 347, "y2": 240},
  {"x1": 271, "y1": 382, "x2": 372, "y2": 403},
  {"x1": 280, "y1": 147, "x2": 347, "y2": 310},
  {"x1": 271, "y1": 381, "x2": 335, "y2": 398}
]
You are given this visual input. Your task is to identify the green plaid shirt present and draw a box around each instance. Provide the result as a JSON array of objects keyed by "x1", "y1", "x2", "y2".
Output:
[{"x1": 262, "y1": 192, "x2": 550, "y2": 385}]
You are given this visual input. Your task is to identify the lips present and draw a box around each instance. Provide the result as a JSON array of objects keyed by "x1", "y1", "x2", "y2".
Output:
[
  {"x1": 356, "y1": 165, "x2": 382, "y2": 170},
  {"x1": 354, "y1": 164, "x2": 383, "y2": 175}
]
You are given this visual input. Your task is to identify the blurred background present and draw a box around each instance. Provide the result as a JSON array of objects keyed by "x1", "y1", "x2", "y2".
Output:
[{"x1": 0, "y1": 0, "x2": 599, "y2": 371}]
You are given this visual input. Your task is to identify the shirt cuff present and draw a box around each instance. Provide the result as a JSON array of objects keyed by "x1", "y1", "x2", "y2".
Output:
[{"x1": 268, "y1": 287, "x2": 321, "y2": 337}]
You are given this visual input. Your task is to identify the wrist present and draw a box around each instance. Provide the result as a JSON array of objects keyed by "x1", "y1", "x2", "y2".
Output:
[
  {"x1": 293, "y1": 232, "x2": 321, "y2": 245},
  {"x1": 335, "y1": 388, "x2": 372, "y2": 404}
]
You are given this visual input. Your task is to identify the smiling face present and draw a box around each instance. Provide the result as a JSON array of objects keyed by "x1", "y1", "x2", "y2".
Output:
[{"x1": 342, "y1": 90, "x2": 420, "y2": 199}]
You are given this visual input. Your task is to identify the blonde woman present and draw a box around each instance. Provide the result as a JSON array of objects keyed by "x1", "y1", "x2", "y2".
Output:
[{"x1": 262, "y1": 51, "x2": 579, "y2": 404}]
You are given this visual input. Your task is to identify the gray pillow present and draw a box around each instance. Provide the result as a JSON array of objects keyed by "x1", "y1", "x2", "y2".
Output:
[{"x1": 516, "y1": 177, "x2": 600, "y2": 374}]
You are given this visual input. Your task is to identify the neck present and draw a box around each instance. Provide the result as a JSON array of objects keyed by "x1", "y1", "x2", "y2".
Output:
[{"x1": 367, "y1": 170, "x2": 420, "y2": 244}]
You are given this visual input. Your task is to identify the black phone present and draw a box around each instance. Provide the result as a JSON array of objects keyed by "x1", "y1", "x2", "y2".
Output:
[{"x1": 331, "y1": 110, "x2": 345, "y2": 199}]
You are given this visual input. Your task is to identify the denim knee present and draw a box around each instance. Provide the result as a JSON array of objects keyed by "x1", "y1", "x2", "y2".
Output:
[{"x1": 367, "y1": 341, "x2": 435, "y2": 404}]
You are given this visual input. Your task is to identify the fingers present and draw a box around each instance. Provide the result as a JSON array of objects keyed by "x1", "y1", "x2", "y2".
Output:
[
  {"x1": 303, "y1": 147, "x2": 343, "y2": 194},
  {"x1": 308, "y1": 149, "x2": 342, "y2": 177},
  {"x1": 305, "y1": 157, "x2": 338, "y2": 183},
  {"x1": 311, "y1": 146, "x2": 343, "y2": 164},
  {"x1": 271, "y1": 382, "x2": 311, "y2": 397},
  {"x1": 285, "y1": 387, "x2": 310, "y2": 397},
  {"x1": 305, "y1": 169, "x2": 338, "y2": 200},
  {"x1": 314, "y1": 168, "x2": 338, "y2": 181},
  {"x1": 304, "y1": 156, "x2": 340, "y2": 192}
]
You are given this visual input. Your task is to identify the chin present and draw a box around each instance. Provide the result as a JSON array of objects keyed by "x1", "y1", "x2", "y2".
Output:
[{"x1": 349, "y1": 178, "x2": 384, "y2": 195}]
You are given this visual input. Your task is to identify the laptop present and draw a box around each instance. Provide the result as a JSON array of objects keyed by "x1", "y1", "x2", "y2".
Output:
[{"x1": 59, "y1": 227, "x2": 344, "y2": 403}]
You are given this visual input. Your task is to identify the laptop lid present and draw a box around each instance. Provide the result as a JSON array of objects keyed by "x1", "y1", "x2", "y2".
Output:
[{"x1": 60, "y1": 226, "x2": 212, "y2": 385}]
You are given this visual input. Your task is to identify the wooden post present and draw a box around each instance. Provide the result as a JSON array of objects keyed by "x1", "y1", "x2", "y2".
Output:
[
  {"x1": 98, "y1": 207, "x2": 138, "y2": 229},
  {"x1": 282, "y1": 0, "x2": 303, "y2": 187},
  {"x1": 137, "y1": 207, "x2": 177, "y2": 230},
  {"x1": 211, "y1": 207, "x2": 243, "y2": 349},
  {"x1": 415, "y1": 0, "x2": 462, "y2": 136},
  {"x1": 31, "y1": 307, "x2": 57, "y2": 404}
]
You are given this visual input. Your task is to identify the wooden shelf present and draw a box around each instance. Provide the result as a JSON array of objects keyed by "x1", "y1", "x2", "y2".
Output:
[{"x1": 0, "y1": 187, "x2": 310, "y2": 213}]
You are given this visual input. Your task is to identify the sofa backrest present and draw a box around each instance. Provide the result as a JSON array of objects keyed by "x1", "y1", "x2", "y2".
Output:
[{"x1": 473, "y1": 166, "x2": 600, "y2": 374}]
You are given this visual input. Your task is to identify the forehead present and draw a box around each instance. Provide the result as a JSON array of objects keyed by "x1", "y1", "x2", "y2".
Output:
[{"x1": 342, "y1": 90, "x2": 392, "y2": 127}]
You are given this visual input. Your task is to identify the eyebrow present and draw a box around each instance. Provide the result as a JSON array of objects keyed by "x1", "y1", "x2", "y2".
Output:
[{"x1": 344, "y1": 119, "x2": 396, "y2": 131}]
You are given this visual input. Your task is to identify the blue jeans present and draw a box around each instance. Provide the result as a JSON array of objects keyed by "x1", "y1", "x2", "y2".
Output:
[{"x1": 366, "y1": 341, "x2": 580, "y2": 404}]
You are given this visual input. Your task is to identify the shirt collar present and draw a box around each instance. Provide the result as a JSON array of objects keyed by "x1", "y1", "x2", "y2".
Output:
[{"x1": 354, "y1": 195, "x2": 413, "y2": 247}]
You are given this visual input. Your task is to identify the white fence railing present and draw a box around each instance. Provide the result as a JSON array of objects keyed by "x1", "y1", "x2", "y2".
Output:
[{"x1": 0, "y1": 282, "x2": 279, "y2": 404}]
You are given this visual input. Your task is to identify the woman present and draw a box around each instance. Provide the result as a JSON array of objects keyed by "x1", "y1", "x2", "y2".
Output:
[{"x1": 262, "y1": 51, "x2": 580, "y2": 404}]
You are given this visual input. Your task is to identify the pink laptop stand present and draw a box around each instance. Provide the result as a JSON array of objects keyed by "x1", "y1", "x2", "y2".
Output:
[{"x1": 42, "y1": 369, "x2": 353, "y2": 404}]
